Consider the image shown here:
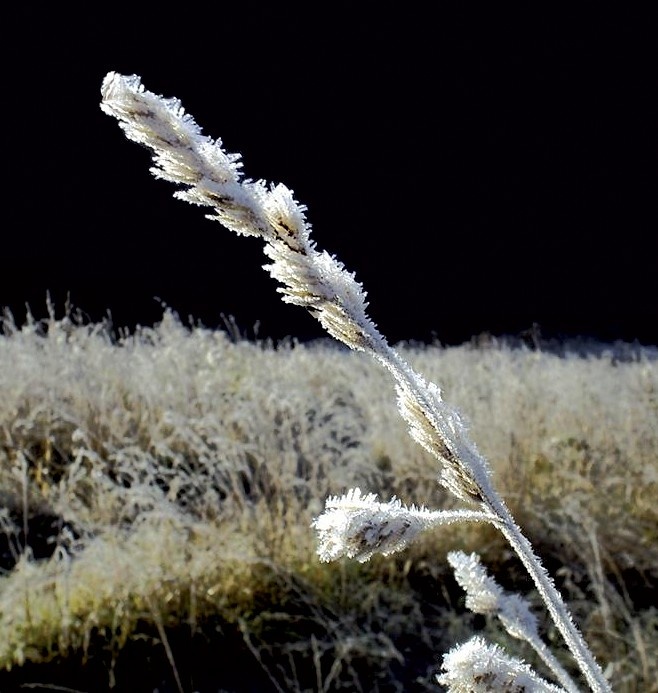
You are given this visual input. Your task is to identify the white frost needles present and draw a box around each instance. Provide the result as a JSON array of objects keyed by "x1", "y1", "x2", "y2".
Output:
[{"x1": 312, "y1": 488, "x2": 493, "y2": 563}]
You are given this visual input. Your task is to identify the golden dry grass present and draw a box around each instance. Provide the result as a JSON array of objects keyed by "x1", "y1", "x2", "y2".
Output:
[{"x1": 1, "y1": 309, "x2": 656, "y2": 691}]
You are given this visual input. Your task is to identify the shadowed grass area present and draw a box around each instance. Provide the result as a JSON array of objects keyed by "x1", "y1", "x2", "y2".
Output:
[{"x1": 1, "y1": 309, "x2": 656, "y2": 691}]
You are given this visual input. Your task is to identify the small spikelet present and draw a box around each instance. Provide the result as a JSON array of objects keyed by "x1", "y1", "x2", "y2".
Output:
[
  {"x1": 448, "y1": 551, "x2": 538, "y2": 637},
  {"x1": 395, "y1": 383, "x2": 483, "y2": 501},
  {"x1": 312, "y1": 488, "x2": 427, "y2": 562},
  {"x1": 437, "y1": 636, "x2": 566, "y2": 692},
  {"x1": 261, "y1": 183, "x2": 311, "y2": 252},
  {"x1": 312, "y1": 488, "x2": 491, "y2": 562}
]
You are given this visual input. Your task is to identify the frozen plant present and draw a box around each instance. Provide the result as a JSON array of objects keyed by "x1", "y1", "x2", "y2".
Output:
[
  {"x1": 445, "y1": 551, "x2": 580, "y2": 693},
  {"x1": 100, "y1": 72, "x2": 612, "y2": 692},
  {"x1": 438, "y1": 636, "x2": 567, "y2": 693},
  {"x1": 313, "y1": 488, "x2": 493, "y2": 563}
]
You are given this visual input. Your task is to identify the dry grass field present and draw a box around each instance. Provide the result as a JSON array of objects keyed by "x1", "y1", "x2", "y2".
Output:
[{"x1": 1, "y1": 309, "x2": 656, "y2": 691}]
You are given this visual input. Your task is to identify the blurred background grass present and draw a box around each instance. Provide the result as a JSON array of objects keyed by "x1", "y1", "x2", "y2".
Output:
[{"x1": 1, "y1": 309, "x2": 656, "y2": 692}]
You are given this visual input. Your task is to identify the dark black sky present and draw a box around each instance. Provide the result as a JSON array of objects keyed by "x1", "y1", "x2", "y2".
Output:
[{"x1": 4, "y1": 4, "x2": 657, "y2": 345}]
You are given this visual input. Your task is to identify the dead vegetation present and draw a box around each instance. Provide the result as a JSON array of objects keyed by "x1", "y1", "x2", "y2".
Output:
[{"x1": 1, "y1": 309, "x2": 656, "y2": 691}]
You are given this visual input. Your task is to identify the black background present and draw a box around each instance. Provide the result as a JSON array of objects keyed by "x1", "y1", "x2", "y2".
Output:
[{"x1": 4, "y1": 4, "x2": 656, "y2": 345}]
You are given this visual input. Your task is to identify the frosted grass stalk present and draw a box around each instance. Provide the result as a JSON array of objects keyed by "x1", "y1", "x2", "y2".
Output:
[{"x1": 100, "y1": 72, "x2": 611, "y2": 692}]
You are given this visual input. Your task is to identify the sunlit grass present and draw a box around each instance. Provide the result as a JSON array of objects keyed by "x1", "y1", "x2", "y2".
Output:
[{"x1": 1, "y1": 309, "x2": 656, "y2": 691}]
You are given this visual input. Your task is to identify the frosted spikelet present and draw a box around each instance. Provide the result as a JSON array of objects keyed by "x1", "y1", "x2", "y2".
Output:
[{"x1": 312, "y1": 488, "x2": 491, "y2": 563}]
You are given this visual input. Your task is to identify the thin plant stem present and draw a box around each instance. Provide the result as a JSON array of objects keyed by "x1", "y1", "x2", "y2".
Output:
[{"x1": 487, "y1": 495, "x2": 611, "y2": 693}]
